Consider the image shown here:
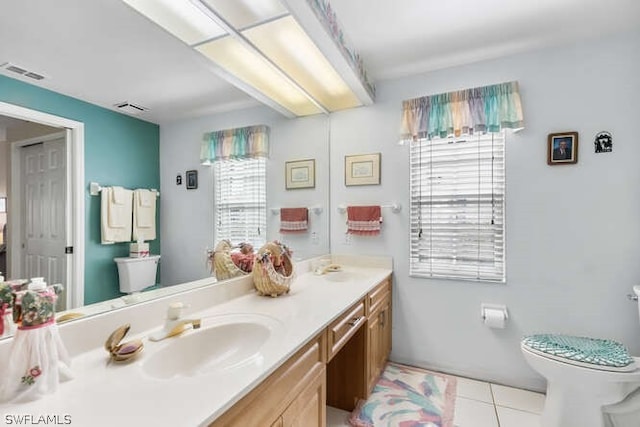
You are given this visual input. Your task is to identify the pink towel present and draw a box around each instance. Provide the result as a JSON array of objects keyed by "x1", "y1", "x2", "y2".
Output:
[
  {"x1": 347, "y1": 205, "x2": 382, "y2": 236},
  {"x1": 280, "y1": 208, "x2": 309, "y2": 233}
]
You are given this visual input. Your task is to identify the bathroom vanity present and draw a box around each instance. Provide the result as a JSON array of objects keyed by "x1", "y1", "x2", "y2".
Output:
[
  {"x1": 0, "y1": 255, "x2": 393, "y2": 427},
  {"x1": 211, "y1": 276, "x2": 392, "y2": 426}
]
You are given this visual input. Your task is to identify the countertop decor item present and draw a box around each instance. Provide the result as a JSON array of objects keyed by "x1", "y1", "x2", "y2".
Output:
[
  {"x1": 252, "y1": 241, "x2": 294, "y2": 297},
  {"x1": 208, "y1": 240, "x2": 250, "y2": 281},
  {"x1": 0, "y1": 279, "x2": 72, "y2": 403},
  {"x1": 104, "y1": 324, "x2": 144, "y2": 362}
]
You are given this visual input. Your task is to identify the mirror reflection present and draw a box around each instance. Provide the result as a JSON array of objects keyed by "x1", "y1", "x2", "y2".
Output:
[{"x1": 0, "y1": 96, "x2": 331, "y2": 340}]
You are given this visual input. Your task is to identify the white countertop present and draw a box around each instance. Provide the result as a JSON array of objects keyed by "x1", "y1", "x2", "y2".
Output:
[{"x1": 0, "y1": 263, "x2": 392, "y2": 427}]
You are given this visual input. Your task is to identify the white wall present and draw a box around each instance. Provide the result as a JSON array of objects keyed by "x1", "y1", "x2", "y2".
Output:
[
  {"x1": 329, "y1": 30, "x2": 640, "y2": 391},
  {"x1": 159, "y1": 106, "x2": 330, "y2": 286}
]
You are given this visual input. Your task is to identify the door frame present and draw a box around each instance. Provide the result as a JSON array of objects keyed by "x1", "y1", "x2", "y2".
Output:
[{"x1": 2, "y1": 101, "x2": 84, "y2": 309}]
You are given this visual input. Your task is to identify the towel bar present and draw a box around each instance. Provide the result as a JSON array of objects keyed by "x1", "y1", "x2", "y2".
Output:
[
  {"x1": 337, "y1": 203, "x2": 401, "y2": 214},
  {"x1": 89, "y1": 182, "x2": 159, "y2": 197}
]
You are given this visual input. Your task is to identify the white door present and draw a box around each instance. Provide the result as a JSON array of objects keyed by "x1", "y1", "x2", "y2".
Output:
[{"x1": 21, "y1": 137, "x2": 67, "y2": 310}]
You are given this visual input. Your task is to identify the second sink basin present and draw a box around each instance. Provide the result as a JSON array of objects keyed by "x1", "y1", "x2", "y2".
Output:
[{"x1": 142, "y1": 313, "x2": 283, "y2": 380}]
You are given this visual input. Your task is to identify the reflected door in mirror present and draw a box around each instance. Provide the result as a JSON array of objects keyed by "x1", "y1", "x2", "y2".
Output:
[{"x1": 21, "y1": 138, "x2": 67, "y2": 311}]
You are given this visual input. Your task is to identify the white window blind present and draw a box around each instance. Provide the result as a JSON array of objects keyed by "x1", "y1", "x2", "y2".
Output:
[
  {"x1": 214, "y1": 157, "x2": 267, "y2": 249},
  {"x1": 410, "y1": 132, "x2": 505, "y2": 282}
]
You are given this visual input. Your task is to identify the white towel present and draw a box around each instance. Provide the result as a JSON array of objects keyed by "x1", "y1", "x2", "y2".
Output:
[
  {"x1": 138, "y1": 190, "x2": 153, "y2": 207},
  {"x1": 107, "y1": 187, "x2": 132, "y2": 228},
  {"x1": 133, "y1": 189, "x2": 156, "y2": 241},
  {"x1": 111, "y1": 186, "x2": 127, "y2": 205},
  {"x1": 101, "y1": 187, "x2": 133, "y2": 244}
]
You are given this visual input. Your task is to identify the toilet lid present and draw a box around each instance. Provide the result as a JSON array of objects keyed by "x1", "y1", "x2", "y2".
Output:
[{"x1": 522, "y1": 334, "x2": 637, "y2": 372}]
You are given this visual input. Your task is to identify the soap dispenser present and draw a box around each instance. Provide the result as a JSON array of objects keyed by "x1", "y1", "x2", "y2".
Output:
[{"x1": 0, "y1": 278, "x2": 73, "y2": 403}]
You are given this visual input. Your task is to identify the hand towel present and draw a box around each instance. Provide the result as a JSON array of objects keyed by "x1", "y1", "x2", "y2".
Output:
[
  {"x1": 138, "y1": 189, "x2": 153, "y2": 207},
  {"x1": 133, "y1": 189, "x2": 156, "y2": 241},
  {"x1": 107, "y1": 186, "x2": 132, "y2": 228},
  {"x1": 101, "y1": 187, "x2": 132, "y2": 244},
  {"x1": 280, "y1": 208, "x2": 309, "y2": 233},
  {"x1": 111, "y1": 186, "x2": 127, "y2": 205},
  {"x1": 347, "y1": 205, "x2": 382, "y2": 236}
]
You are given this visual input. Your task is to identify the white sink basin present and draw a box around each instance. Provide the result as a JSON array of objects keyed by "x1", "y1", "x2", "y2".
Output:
[{"x1": 142, "y1": 313, "x2": 283, "y2": 379}]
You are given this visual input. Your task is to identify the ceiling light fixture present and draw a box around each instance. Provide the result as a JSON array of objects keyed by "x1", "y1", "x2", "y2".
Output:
[{"x1": 121, "y1": 0, "x2": 374, "y2": 117}]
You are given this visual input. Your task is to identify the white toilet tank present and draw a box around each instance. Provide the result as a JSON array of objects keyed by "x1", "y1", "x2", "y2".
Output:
[{"x1": 114, "y1": 255, "x2": 160, "y2": 294}]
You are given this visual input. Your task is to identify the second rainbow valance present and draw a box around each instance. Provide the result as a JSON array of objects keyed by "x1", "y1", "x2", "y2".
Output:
[{"x1": 201, "y1": 125, "x2": 270, "y2": 163}]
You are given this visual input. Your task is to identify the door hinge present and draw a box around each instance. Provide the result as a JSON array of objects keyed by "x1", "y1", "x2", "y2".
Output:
[{"x1": 65, "y1": 246, "x2": 73, "y2": 254}]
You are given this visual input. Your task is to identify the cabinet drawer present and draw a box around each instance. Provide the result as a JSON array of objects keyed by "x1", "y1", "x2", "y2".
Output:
[
  {"x1": 327, "y1": 300, "x2": 365, "y2": 361},
  {"x1": 367, "y1": 278, "x2": 391, "y2": 315},
  {"x1": 210, "y1": 334, "x2": 324, "y2": 427}
]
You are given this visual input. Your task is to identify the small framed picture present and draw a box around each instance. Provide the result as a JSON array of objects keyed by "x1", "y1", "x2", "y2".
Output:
[
  {"x1": 548, "y1": 132, "x2": 578, "y2": 165},
  {"x1": 285, "y1": 159, "x2": 315, "y2": 190},
  {"x1": 186, "y1": 170, "x2": 198, "y2": 189},
  {"x1": 345, "y1": 153, "x2": 381, "y2": 186},
  {"x1": 0, "y1": 197, "x2": 5, "y2": 213}
]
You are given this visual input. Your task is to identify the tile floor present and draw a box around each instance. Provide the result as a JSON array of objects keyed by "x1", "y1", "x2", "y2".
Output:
[{"x1": 327, "y1": 373, "x2": 545, "y2": 427}]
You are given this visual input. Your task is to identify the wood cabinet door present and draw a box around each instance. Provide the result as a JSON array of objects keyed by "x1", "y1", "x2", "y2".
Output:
[
  {"x1": 282, "y1": 368, "x2": 326, "y2": 427},
  {"x1": 366, "y1": 305, "x2": 383, "y2": 393}
]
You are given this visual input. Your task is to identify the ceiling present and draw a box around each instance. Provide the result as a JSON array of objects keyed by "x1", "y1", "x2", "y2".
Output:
[{"x1": 0, "y1": 0, "x2": 637, "y2": 125}]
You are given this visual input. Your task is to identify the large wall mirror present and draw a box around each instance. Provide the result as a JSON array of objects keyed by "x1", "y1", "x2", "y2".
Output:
[{"x1": 0, "y1": 92, "x2": 331, "y2": 340}]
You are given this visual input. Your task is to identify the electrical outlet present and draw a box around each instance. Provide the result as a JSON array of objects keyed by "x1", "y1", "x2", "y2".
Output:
[
  {"x1": 176, "y1": 174, "x2": 182, "y2": 185},
  {"x1": 344, "y1": 232, "x2": 352, "y2": 245}
]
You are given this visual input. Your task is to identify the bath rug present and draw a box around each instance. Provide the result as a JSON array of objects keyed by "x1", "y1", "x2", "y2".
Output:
[{"x1": 349, "y1": 362, "x2": 457, "y2": 427}]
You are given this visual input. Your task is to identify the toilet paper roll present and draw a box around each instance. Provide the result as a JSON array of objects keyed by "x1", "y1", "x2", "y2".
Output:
[{"x1": 483, "y1": 308, "x2": 506, "y2": 329}]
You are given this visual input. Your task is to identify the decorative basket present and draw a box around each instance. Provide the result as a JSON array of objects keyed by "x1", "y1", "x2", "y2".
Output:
[
  {"x1": 209, "y1": 240, "x2": 248, "y2": 281},
  {"x1": 252, "y1": 241, "x2": 294, "y2": 297}
]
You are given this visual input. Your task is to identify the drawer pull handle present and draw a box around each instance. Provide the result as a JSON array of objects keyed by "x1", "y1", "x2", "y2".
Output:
[{"x1": 348, "y1": 316, "x2": 364, "y2": 327}]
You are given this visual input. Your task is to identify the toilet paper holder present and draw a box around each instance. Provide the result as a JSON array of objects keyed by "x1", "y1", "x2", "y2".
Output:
[{"x1": 480, "y1": 303, "x2": 509, "y2": 320}]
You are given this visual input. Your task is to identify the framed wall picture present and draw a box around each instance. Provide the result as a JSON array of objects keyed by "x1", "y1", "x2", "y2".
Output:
[
  {"x1": 345, "y1": 153, "x2": 381, "y2": 186},
  {"x1": 186, "y1": 170, "x2": 198, "y2": 189},
  {"x1": 0, "y1": 197, "x2": 5, "y2": 213},
  {"x1": 548, "y1": 132, "x2": 578, "y2": 165},
  {"x1": 285, "y1": 159, "x2": 315, "y2": 190}
]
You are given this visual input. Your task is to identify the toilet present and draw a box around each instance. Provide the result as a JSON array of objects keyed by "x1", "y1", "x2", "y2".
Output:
[
  {"x1": 114, "y1": 255, "x2": 160, "y2": 294},
  {"x1": 521, "y1": 285, "x2": 640, "y2": 427}
]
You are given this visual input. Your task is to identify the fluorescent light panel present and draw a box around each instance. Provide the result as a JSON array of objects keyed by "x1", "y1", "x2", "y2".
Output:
[
  {"x1": 122, "y1": 0, "x2": 363, "y2": 116},
  {"x1": 244, "y1": 16, "x2": 360, "y2": 112},
  {"x1": 200, "y1": 0, "x2": 288, "y2": 29},
  {"x1": 197, "y1": 37, "x2": 322, "y2": 116},
  {"x1": 122, "y1": 0, "x2": 226, "y2": 45}
]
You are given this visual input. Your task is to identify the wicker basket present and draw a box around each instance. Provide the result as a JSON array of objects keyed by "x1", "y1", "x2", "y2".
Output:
[
  {"x1": 209, "y1": 240, "x2": 248, "y2": 281},
  {"x1": 252, "y1": 241, "x2": 294, "y2": 297}
]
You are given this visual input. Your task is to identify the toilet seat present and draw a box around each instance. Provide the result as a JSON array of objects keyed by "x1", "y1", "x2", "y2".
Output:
[{"x1": 522, "y1": 334, "x2": 637, "y2": 373}]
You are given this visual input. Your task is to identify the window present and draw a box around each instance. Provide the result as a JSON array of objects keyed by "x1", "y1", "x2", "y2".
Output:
[
  {"x1": 214, "y1": 157, "x2": 267, "y2": 249},
  {"x1": 410, "y1": 132, "x2": 505, "y2": 282}
]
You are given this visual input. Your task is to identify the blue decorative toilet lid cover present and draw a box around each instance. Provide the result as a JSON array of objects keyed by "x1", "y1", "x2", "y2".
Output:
[{"x1": 522, "y1": 334, "x2": 637, "y2": 372}]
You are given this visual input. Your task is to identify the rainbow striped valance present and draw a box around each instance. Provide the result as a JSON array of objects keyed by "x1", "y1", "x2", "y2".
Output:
[
  {"x1": 201, "y1": 125, "x2": 270, "y2": 163},
  {"x1": 400, "y1": 81, "x2": 524, "y2": 142}
]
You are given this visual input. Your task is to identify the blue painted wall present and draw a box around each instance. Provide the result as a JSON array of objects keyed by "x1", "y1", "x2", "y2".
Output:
[{"x1": 0, "y1": 75, "x2": 160, "y2": 304}]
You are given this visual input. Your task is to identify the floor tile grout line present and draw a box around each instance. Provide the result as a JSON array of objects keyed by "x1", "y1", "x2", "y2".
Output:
[{"x1": 490, "y1": 384, "x2": 501, "y2": 427}]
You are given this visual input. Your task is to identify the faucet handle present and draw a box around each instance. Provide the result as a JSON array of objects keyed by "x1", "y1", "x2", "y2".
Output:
[{"x1": 167, "y1": 302, "x2": 190, "y2": 320}]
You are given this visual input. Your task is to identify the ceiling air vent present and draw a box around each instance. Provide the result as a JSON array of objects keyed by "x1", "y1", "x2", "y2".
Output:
[
  {"x1": 114, "y1": 102, "x2": 147, "y2": 115},
  {"x1": 1, "y1": 62, "x2": 47, "y2": 81}
]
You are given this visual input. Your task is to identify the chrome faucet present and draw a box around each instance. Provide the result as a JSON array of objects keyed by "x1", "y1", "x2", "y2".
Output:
[{"x1": 149, "y1": 302, "x2": 201, "y2": 342}]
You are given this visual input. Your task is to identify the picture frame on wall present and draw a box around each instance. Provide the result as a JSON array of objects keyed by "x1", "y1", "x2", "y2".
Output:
[
  {"x1": 285, "y1": 159, "x2": 315, "y2": 190},
  {"x1": 345, "y1": 153, "x2": 381, "y2": 186},
  {"x1": 548, "y1": 132, "x2": 578, "y2": 165},
  {"x1": 186, "y1": 170, "x2": 198, "y2": 189},
  {"x1": 0, "y1": 197, "x2": 5, "y2": 213}
]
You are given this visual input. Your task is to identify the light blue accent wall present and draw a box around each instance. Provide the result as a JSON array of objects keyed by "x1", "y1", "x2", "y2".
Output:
[{"x1": 0, "y1": 75, "x2": 160, "y2": 304}]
